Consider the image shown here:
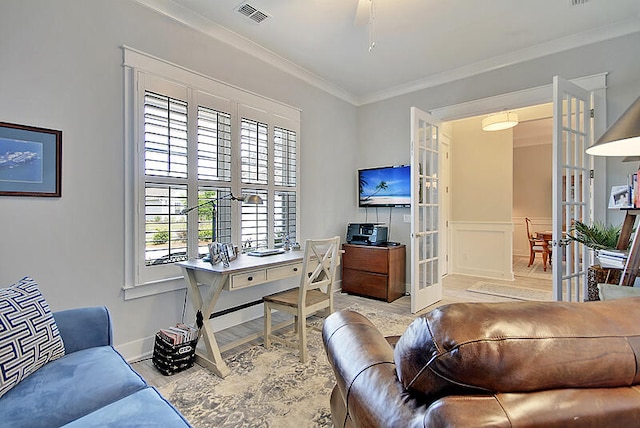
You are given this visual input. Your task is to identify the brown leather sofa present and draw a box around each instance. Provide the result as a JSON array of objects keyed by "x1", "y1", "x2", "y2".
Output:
[{"x1": 322, "y1": 298, "x2": 640, "y2": 427}]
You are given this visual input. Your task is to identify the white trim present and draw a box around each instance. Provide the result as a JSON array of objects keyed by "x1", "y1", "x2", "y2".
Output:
[
  {"x1": 123, "y1": 46, "x2": 301, "y2": 298},
  {"x1": 438, "y1": 74, "x2": 608, "y2": 283},
  {"x1": 430, "y1": 73, "x2": 607, "y2": 121},
  {"x1": 358, "y1": 24, "x2": 635, "y2": 106},
  {"x1": 129, "y1": 1, "x2": 357, "y2": 105},
  {"x1": 450, "y1": 221, "x2": 515, "y2": 281},
  {"x1": 132, "y1": 1, "x2": 640, "y2": 106},
  {"x1": 117, "y1": 335, "x2": 155, "y2": 363},
  {"x1": 429, "y1": 73, "x2": 608, "y2": 226},
  {"x1": 122, "y1": 277, "x2": 185, "y2": 300},
  {"x1": 123, "y1": 46, "x2": 301, "y2": 121}
]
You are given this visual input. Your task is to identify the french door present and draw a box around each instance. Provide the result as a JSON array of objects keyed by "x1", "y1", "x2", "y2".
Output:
[
  {"x1": 552, "y1": 76, "x2": 592, "y2": 301},
  {"x1": 410, "y1": 107, "x2": 442, "y2": 313}
]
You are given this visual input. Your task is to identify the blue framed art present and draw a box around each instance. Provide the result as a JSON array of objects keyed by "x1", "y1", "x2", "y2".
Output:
[{"x1": 0, "y1": 122, "x2": 61, "y2": 197}]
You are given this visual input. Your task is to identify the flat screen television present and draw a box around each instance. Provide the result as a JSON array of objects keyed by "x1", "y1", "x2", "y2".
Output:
[{"x1": 358, "y1": 164, "x2": 411, "y2": 207}]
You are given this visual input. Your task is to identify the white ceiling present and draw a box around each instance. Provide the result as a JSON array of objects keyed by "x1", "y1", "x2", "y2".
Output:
[{"x1": 135, "y1": 0, "x2": 640, "y2": 105}]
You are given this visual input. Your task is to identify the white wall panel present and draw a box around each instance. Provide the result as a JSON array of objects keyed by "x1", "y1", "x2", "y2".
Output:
[{"x1": 451, "y1": 222, "x2": 514, "y2": 280}]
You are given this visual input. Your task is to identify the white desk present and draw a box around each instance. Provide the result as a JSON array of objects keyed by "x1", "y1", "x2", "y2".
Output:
[{"x1": 177, "y1": 251, "x2": 304, "y2": 377}]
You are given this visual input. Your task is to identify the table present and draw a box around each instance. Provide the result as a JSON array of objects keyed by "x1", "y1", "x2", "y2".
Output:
[
  {"x1": 536, "y1": 231, "x2": 567, "y2": 246},
  {"x1": 177, "y1": 251, "x2": 304, "y2": 377}
]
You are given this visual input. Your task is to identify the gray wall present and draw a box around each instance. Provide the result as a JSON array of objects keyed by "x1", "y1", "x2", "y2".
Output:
[
  {"x1": 0, "y1": 0, "x2": 357, "y2": 354},
  {"x1": 1, "y1": 0, "x2": 639, "y2": 355},
  {"x1": 355, "y1": 32, "x2": 640, "y2": 247}
]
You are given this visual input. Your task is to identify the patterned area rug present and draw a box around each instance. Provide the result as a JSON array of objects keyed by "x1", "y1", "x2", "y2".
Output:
[
  {"x1": 512, "y1": 256, "x2": 553, "y2": 280},
  {"x1": 467, "y1": 281, "x2": 553, "y2": 301},
  {"x1": 158, "y1": 303, "x2": 416, "y2": 428}
]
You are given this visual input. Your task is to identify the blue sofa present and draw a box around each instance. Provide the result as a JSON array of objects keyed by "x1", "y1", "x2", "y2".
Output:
[{"x1": 0, "y1": 306, "x2": 191, "y2": 427}]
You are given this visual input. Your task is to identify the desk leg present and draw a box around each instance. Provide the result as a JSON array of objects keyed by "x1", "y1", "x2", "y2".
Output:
[{"x1": 181, "y1": 267, "x2": 231, "y2": 378}]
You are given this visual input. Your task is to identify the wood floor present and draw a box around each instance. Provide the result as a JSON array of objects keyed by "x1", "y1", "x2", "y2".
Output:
[{"x1": 132, "y1": 256, "x2": 551, "y2": 387}]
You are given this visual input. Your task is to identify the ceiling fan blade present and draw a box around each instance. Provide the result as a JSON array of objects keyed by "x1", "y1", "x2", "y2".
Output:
[{"x1": 354, "y1": 0, "x2": 370, "y2": 26}]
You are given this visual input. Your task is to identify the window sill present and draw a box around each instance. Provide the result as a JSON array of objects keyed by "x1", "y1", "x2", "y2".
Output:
[{"x1": 122, "y1": 276, "x2": 185, "y2": 300}]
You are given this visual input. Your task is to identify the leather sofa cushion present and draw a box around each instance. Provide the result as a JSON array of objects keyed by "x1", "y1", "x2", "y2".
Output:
[{"x1": 394, "y1": 298, "x2": 640, "y2": 397}]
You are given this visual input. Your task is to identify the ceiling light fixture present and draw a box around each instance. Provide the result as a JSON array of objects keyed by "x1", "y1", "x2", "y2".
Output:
[
  {"x1": 585, "y1": 95, "x2": 640, "y2": 156},
  {"x1": 481, "y1": 111, "x2": 519, "y2": 132}
]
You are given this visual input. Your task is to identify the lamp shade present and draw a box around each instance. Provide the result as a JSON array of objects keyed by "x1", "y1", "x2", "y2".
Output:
[
  {"x1": 586, "y1": 95, "x2": 640, "y2": 156},
  {"x1": 244, "y1": 194, "x2": 263, "y2": 205},
  {"x1": 482, "y1": 112, "x2": 519, "y2": 131}
]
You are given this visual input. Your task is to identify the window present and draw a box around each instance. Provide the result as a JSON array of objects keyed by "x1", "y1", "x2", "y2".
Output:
[{"x1": 124, "y1": 48, "x2": 300, "y2": 291}]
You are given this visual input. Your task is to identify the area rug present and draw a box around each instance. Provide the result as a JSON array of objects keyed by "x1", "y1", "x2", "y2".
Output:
[
  {"x1": 467, "y1": 281, "x2": 553, "y2": 301},
  {"x1": 512, "y1": 256, "x2": 553, "y2": 280},
  {"x1": 157, "y1": 303, "x2": 416, "y2": 428}
]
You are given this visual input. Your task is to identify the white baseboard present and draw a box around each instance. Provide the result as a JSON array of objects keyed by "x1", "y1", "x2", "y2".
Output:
[{"x1": 118, "y1": 280, "x2": 344, "y2": 362}]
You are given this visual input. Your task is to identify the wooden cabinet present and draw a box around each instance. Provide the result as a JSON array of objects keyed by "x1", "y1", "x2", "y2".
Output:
[{"x1": 341, "y1": 243, "x2": 406, "y2": 302}]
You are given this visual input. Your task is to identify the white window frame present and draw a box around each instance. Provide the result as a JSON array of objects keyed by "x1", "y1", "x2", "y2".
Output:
[{"x1": 122, "y1": 47, "x2": 300, "y2": 299}]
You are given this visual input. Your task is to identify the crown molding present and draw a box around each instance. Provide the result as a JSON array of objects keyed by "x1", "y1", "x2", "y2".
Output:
[
  {"x1": 134, "y1": 0, "x2": 640, "y2": 107},
  {"x1": 132, "y1": 0, "x2": 358, "y2": 105},
  {"x1": 357, "y1": 17, "x2": 640, "y2": 106}
]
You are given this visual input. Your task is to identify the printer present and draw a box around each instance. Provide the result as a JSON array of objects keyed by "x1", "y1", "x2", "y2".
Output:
[{"x1": 346, "y1": 223, "x2": 388, "y2": 246}]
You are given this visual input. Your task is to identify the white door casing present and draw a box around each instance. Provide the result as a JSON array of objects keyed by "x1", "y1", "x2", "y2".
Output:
[
  {"x1": 410, "y1": 107, "x2": 442, "y2": 313},
  {"x1": 440, "y1": 134, "x2": 451, "y2": 276},
  {"x1": 552, "y1": 76, "x2": 592, "y2": 302}
]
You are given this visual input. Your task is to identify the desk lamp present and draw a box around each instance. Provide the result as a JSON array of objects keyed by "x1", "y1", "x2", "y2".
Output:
[{"x1": 181, "y1": 192, "x2": 263, "y2": 243}]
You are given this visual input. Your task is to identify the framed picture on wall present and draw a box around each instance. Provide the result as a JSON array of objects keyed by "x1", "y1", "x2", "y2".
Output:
[
  {"x1": 608, "y1": 185, "x2": 631, "y2": 209},
  {"x1": 0, "y1": 122, "x2": 62, "y2": 197}
]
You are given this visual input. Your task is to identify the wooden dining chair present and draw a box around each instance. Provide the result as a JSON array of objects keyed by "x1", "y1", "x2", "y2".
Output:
[
  {"x1": 525, "y1": 217, "x2": 551, "y2": 271},
  {"x1": 263, "y1": 236, "x2": 341, "y2": 363}
]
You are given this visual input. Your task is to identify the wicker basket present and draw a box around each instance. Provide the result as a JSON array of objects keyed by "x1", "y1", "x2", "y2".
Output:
[{"x1": 587, "y1": 265, "x2": 622, "y2": 301}]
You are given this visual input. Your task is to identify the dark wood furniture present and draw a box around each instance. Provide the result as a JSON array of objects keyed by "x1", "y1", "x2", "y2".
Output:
[
  {"x1": 341, "y1": 243, "x2": 406, "y2": 302},
  {"x1": 525, "y1": 217, "x2": 550, "y2": 271},
  {"x1": 618, "y1": 209, "x2": 640, "y2": 286}
]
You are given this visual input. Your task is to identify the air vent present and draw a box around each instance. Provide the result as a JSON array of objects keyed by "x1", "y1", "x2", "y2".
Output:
[{"x1": 237, "y1": 3, "x2": 270, "y2": 24}]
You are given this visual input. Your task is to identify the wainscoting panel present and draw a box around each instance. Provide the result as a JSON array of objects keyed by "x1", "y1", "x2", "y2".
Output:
[{"x1": 451, "y1": 221, "x2": 514, "y2": 280}]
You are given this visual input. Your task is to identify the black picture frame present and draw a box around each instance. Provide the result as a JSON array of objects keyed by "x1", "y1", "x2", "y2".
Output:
[{"x1": 0, "y1": 122, "x2": 62, "y2": 197}]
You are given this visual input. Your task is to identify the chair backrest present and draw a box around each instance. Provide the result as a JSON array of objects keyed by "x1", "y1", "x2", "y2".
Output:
[
  {"x1": 525, "y1": 217, "x2": 534, "y2": 240},
  {"x1": 298, "y1": 236, "x2": 341, "y2": 304}
]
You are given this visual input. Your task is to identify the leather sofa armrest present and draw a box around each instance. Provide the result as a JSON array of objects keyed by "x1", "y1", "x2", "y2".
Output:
[
  {"x1": 322, "y1": 310, "x2": 429, "y2": 428},
  {"x1": 53, "y1": 306, "x2": 113, "y2": 354}
]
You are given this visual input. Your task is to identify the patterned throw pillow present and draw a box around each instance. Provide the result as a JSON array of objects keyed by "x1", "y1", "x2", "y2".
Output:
[{"x1": 0, "y1": 277, "x2": 65, "y2": 398}]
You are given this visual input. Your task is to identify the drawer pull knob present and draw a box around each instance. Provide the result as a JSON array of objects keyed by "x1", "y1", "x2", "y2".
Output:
[
  {"x1": 293, "y1": 267, "x2": 298, "y2": 272},
  {"x1": 248, "y1": 276, "x2": 253, "y2": 281}
]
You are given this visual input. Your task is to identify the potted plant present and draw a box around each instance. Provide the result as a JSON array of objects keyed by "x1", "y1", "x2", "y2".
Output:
[
  {"x1": 567, "y1": 220, "x2": 623, "y2": 300},
  {"x1": 567, "y1": 220, "x2": 622, "y2": 252}
]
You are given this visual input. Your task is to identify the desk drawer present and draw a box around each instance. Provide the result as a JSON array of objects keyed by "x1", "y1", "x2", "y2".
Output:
[
  {"x1": 267, "y1": 262, "x2": 303, "y2": 282},
  {"x1": 229, "y1": 269, "x2": 267, "y2": 290}
]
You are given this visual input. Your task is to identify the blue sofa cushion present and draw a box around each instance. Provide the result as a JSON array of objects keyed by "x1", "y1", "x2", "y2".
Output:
[
  {"x1": 53, "y1": 306, "x2": 112, "y2": 353},
  {"x1": 0, "y1": 346, "x2": 147, "y2": 427},
  {"x1": 0, "y1": 277, "x2": 65, "y2": 398},
  {"x1": 63, "y1": 387, "x2": 191, "y2": 427}
]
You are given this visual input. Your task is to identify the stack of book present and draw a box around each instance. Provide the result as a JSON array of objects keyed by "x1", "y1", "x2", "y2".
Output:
[
  {"x1": 157, "y1": 323, "x2": 199, "y2": 345},
  {"x1": 598, "y1": 249, "x2": 628, "y2": 269}
]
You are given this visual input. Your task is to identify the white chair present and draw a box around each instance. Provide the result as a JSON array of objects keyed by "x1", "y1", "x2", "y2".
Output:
[{"x1": 263, "y1": 236, "x2": 341, "y2": 363}]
